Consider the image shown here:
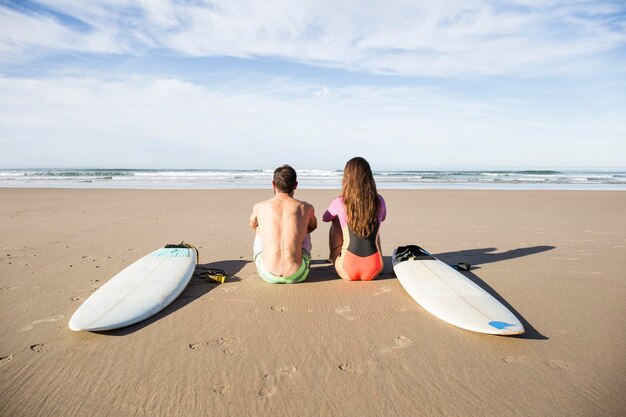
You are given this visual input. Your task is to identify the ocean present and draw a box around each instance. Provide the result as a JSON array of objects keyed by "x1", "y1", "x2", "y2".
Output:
[{"x1": 0, "y1": 168, "x2": 625, "y2": 190}]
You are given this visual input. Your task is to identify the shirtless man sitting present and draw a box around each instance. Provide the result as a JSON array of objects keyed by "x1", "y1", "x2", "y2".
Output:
[{"x1": 249, "y1": 165, "x2": 317, "y2": 284}]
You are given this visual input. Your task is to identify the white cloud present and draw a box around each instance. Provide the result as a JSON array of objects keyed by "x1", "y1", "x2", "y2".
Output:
[
  {"x1": 1, "y1": 0, "x2": 624, "y2": 77},
  {"x1": 0, "y1": 74, "x2": 624, "y2": 168},
  {"x1": 1, "y1": 1, "x2": 624, "y2": 169},
  {"x1": 314, "y1": 86, "x2": 331, "y2": 97},
  {"x1": 0, "y1": 5, "x2": 131, "y2": 58}
]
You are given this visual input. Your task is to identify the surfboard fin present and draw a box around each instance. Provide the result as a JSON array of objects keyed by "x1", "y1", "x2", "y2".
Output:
[{"x1": 455, "y1": 262, "x2": 471, "y2": 271}]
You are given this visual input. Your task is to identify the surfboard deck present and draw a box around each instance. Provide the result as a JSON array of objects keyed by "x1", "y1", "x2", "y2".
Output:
[
  {"x1": 69, "y1": 246, "x2": 196, "y2": 332},
  {"x1": 392, "y1": 245, "x2": 524, "y2": 335}
]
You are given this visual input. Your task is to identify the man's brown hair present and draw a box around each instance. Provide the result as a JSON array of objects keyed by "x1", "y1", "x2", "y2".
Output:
[{"x1": 273, "y1": 165, "x2": 297, "y2": 194}]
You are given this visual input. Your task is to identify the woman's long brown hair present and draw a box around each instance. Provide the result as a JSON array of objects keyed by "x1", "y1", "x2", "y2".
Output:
[{"x1": 341, "y1": 157, "x2": 380, "y2": 238}]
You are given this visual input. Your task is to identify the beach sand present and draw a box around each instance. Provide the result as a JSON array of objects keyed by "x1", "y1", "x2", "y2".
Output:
[{"x1": 0, "y1": 188, "x2": 624, "y2": 417}]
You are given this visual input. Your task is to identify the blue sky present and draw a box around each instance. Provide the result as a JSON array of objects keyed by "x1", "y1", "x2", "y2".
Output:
[{"x1": 0, "y1": 0, "x2": 625, "y2": 169}]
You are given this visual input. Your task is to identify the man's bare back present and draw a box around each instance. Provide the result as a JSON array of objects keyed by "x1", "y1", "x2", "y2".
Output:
[{"x1": 250, "y1": 193, "x2": 317, "y2": 277}]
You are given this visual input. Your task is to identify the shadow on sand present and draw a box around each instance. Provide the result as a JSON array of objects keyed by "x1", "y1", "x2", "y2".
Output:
[
  {"x1": 434, "y1": 246, "x2": 555, "y2": 268},
  {"x1": 99, "y1": 260, "x2": 250, "y2": 336},
  {"x1": 307, "y1": 259, "x2": 408, "y2": 283},
  {"x1": 306, "y1": 259, "x2": 343, "y2": 283}
]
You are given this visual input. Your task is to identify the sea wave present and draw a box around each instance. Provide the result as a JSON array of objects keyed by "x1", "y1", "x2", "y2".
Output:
[{"x1": 0, "y1": 168, "x2": 624, "y2": 189}]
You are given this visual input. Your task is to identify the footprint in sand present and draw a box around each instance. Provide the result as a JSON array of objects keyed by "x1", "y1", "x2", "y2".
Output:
[
  {"x1": 379, "y1": 336, "x2": 412, "y2": 353},
  {"x1": 373, "y1": 285, "x2": 392, "y2": 296},
  {"x1": 188, "y1": 337, "x2": 242, "y2": 355},
  {"x1": 338, "y1": 363, "x2": 362, "y2": 374},
  {"x1": 19, "y1": 315, "x2": 64, "y2": 332},
  {"x1": 213, "y1": 337, "x2": 242, "y2": 356},
  {"x1": 30, "y1": 344, "x2": 49, "y2": 353},
  {"x1": 0, "y1": 355, "x2": 14, "y2": 366},
  {"x1": 547, "y1": 359, "x2": 573, "y2": 371},
  {"x1": 501, "y1": 355, "x2": 528, "y2": 364},
  {"x1": 270, "y1": 306, "x2": 286, "y2": 312},
  {"x1": 258, "y1": 366, "x2": 297, "y2": 398},
  {"x1": 258, "y1": 386, "x2": 276, "y2": 397},
  {"x1": 212, "y1": 385, "x2": 231, "y2": 396},
  {"x1": 335, "y1": 306, "x2": 355, "y2": 321},
  {"x1": 338, "y1": 361, "x2": 374, "y2": 374}
]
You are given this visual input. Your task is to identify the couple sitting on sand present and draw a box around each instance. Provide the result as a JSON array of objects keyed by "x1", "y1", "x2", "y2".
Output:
[{"x1": 250, "y1": 157, "x2": 386, "y2": 284}]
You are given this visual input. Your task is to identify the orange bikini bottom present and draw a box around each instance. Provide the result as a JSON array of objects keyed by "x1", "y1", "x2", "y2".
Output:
[{"x1": 340, "y1": 251, "x2": 383, "y2": 281}]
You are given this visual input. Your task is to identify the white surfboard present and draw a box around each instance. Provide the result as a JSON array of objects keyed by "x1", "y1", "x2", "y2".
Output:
[
  {"x1": 69, "y1": 246, "x2": 196, "y2": 331},
  {"x1": 392, "y1": 245, "x2": 524, "y2": 335}
]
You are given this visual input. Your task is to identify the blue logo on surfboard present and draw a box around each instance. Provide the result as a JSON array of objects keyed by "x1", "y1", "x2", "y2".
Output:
[{"x1": 488, "y1": 321, "x2": 516, "y2": 330}]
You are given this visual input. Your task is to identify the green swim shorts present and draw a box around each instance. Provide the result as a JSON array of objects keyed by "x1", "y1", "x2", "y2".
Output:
[{"x1": 254, "y1": 251, "x2": 311, "y2": 284}]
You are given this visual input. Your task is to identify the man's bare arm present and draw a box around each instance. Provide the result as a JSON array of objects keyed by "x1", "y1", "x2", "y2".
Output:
[
  {"x1": 307, "y1": 206, "x2": 317, "y2": 234},
  {"x1": 249, "y1": 205, "x2": 259, "y2": 231}
]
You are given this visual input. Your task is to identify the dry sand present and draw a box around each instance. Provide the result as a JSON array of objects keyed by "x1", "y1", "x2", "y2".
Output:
[{"x1": 0, "y1": 188, "x2": 624, "y2": 417}]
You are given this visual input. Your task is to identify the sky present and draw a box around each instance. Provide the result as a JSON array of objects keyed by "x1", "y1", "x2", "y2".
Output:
[{"x1": 0, "y1": 0, "x2": 625, "y2": 170}]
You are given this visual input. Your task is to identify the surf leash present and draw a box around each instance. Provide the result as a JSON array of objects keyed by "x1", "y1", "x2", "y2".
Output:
[
  {"x1": 165, "y1": 242, "x2": 199, "y2": 264},
  {"x1": 193, "y1": 266, "x2": 228, "y2": 284},
  {"x1": 165, "y1": 242, "x2": 229, "y2": 283}
]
